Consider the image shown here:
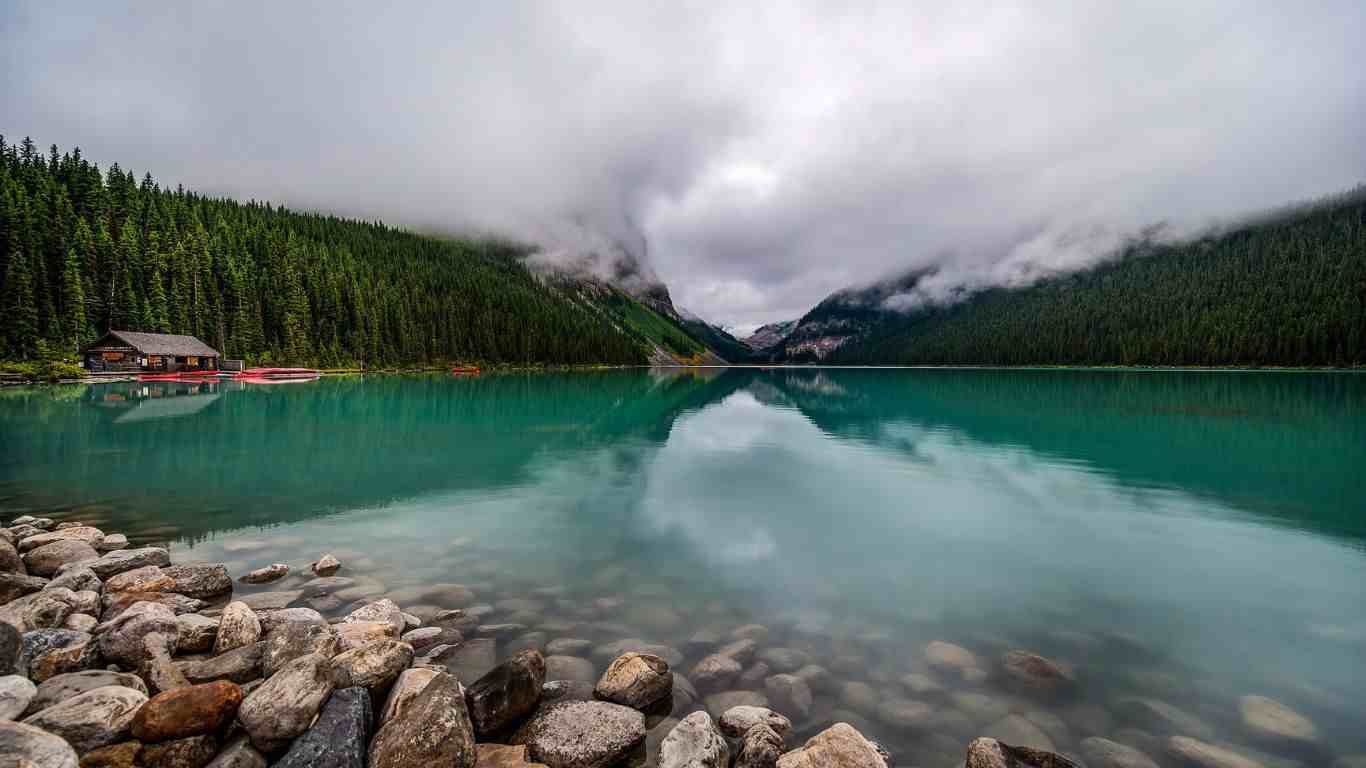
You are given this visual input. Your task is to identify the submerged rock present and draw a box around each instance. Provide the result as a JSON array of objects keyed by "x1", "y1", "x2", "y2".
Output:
[
  {"x1": 963, "y1": 737, "x2": 1077, "y2": 768},
  {"x1": 467, "y1": 649, "x2": 547, "y2": 737},
  {"x1": 239, "y1": 563, "x2": 289, "y2": 584},
  {"x1": 1079, "y1": 737, "x2": 1160, "y2": 768},
  {"x1": 986, "y1": 714, "x2": 1057, "y2": 753},
  {"x1": 775, "y1": 723, "x2": 888, "y2": 768},
  {"x1": 1001, "y1": 651, "x2": 1075, "y2": 692},
  {"x1": 764, "y1": 673, "x2": 813, "y2": 721},
  {"x1": 594, "y1": 652, "x2": 672, "y2": 710},
  {"x1": 0, "y1": 720, "x2": 79, "y2": 768},
  {"x1": 544, "y1": 655, "x2": 595, "y2": 684},
  {"x1": 511, "y1": 699, "x2": 646, "y2": 768},
  {"x1": 312, "y1": 554, "x2": 341, "y2": 576},
  {"x1": 1238, "y1": 694, "x2": 1318, "y2": 745},
  {"x1": 275, "y1": 686, "x2": 371, "y2": 768},
  {"x1": 659, "y1": 711, "x2": 728, "y2": 768},
  {"x1": 236, "y1": 652, "x2": 335, "y2": 752},
  {"x1": 369, "y1": 671, "x2": 477, "y2": 768},
  {"x1": 433, "y1": 637, "x2": 498, "y2": 682},
  {"x1": 21, "y1": 684, "x2": 148, "y2": 753},
  {"x1": 1167, "y1": 736, "x2": 1266, "y2": 768},
  {"x1": 691, "y1": 653, "x2": 742, "y2": 693},
  {"x1": 925, "y1": 640, "x2": 983, "y2": 679}
]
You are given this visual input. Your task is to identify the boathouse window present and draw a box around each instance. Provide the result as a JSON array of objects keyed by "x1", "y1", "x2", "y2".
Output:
[{"x1": 103, "y1": 352, "x2": 124, "y2": 361}]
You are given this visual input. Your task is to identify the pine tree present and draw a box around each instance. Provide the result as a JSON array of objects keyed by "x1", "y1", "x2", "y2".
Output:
[
  {"x1": 59, "y1": 247, "x2": 87, "y2": 355},
  {"x1": 1, "y1": 247, "x2": 38, "y2": 359}
]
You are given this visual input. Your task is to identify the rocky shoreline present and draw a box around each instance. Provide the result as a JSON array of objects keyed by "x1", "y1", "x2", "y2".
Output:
[{"x1": 0, "y1": 516, "x2": 1352, "y2": 768}]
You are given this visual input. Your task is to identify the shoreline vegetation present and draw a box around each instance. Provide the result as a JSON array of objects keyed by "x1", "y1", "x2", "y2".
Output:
[{"x1": 0, "y1": 514, "x2": 1343, "y2": 768}]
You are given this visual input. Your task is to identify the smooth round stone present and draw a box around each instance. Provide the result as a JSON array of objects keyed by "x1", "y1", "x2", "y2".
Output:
[
  {"x1": 691, "y1": 654, "x2": 742, "y2": 693},
  {"x1": 1080, "y1": 737, "x2": 1161, "y2": 768},
  {"x1": 0, "y1": 720, "x2": 79, "y2": 768},
  {"x1": 757, "y1": 647, "x2": 810, "y2": 673},
  {"x1": 545, "y1": 655, "x2": 597, "y2": 683},
  {"x1": 29, "y1": 670, "x2": 148, "y2": 715},
  {"x1": 1001, "y1": 650, "x2": 1075, "y2": 691},
  {"x1": 1239, "y1": 695, "x2": 1318, "y2": 744},
  {"x1": 878, "y1": 697, "x2": 933, "y2": 730},
  {"x1": 775, "y1": 723, "x2": 886, "y2": 768},
  {"x1": 21, "y1": 684, "x2": 148, "y2": 753},
  {"x1": 925, "y1": 640, "x2": 981, "y2": 677},
  {"x1": 595, "y1": 652, "x2": 672, "y2": 710},
  {"x1": 986, "y1": 714, "x2": 1056, "y2": 753},
  {"x1": 840, "y1": 681, "x2": 879, "y2": 715},
  {"x1": 545, "y1": 638, "x2": 593, "y2": 656},
  {"x1": 131, "y1": 680, "x2": 244, "y2": 742},
  {"x1": 511, "y1": 700, "x2": 646, "y2": 768},
  {"x1": 951, "y1": 691, "x2": 1011, "y2": 724},
  {"x1": 764, "y1": 674, "x2": 813, "y2": 721},
  {"x1": 0, "y1": 674, "x2": 38, "y2": 720},
  {"x1": 732, "y1": 624, "x2": 770, "y2": 643},
  {"x1": 1167, "y1": 736, "x2": 1266, "y2": 768}
]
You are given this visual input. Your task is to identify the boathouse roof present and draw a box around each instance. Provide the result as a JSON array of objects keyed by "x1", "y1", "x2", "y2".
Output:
[{"x1": 86, "y1": 330, "x2": 221, "y2": 358}]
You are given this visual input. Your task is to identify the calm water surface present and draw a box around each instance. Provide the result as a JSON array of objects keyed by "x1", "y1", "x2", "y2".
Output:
[{"x1": 2, "y1": 369, "x2": 1364, "y2": 766}]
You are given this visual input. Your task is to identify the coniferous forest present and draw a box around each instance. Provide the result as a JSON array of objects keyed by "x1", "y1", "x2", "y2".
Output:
[
  {"x1": 0, "y1": 137, "x2": 647, "y2": 367},
  {"x1": 828, "y1": 189, "x2": 1366, "y2": 367}
]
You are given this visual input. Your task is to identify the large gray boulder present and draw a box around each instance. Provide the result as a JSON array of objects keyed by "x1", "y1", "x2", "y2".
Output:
[
  {"x1": 263, "y1": 621, "x2": 339, "y2": 676},
  {"x1": 0, "y1": 720, "x2": 79, "y2": 768},
  {"x1": 175, "y1": 613, "x2": 219, "y2": 654},
  {"x1": 466, "y1": 649, "x2": 546, "y2": 737},
  {"x1": 659, "y1": 711, "x2": 728, "y2": 768},
  {"x1": 274, "y1": 686, "x2": 371, "y2": 768},
  {"x1": 21, "y1": 684, "x2": 148, "y2": 753},
  {"x1": 163, "y1": 563, "x2": 233, "y2": 598},
  {"x1": 331, "y1": 639, "x2": 413, "y2": 691},
  {"x1": 18, "y1": 527, "x2": 104, "y2": 553},
  {"x1": 237, "y1": 652, "x2": 335, "y2": 752},
  {"x1": 28, "y1": 670, "x2": 148, "y2": 716},
  {"x1": 511, "y1": 699, "x2": 646, "y2": 768},
  {"x1": 369, "y1": 671, "x2": 477, "y2": 768},
  {"x1": 22, "y1": 540, "x2": 98, "y2": 577},
  {"x1": 87, "y1": 547, "x2": 170, "y2": 578},
  {"x1": 95, "y1": 600, "x2": 179, "y2": 667}
]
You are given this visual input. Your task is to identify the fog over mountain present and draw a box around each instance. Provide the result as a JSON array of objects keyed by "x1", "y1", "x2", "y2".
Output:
[{"x1": 5, "y1": 1, "x2": 1363, "y2": 330}]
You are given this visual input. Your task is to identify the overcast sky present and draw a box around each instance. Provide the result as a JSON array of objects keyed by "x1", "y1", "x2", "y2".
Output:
[{"x1": 5, "y1": 2, "x2": 1364, "y2": 332}]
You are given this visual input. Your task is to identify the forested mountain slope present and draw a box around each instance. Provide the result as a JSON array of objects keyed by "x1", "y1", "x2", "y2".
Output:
[
  {"x1": 815, "y1": 189, "x2": 1366, "y2": 367},
  {"x1": 0, "y1": 136, "x2": 649, "y2": 367}
]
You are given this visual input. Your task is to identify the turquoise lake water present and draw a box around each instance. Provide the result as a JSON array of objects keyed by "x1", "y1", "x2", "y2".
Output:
[{"x1": 2, "y1": 369, "x2": 1364, "y2": 766}]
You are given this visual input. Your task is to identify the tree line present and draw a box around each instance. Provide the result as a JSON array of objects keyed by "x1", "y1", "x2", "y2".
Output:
[
  {"x1": 0, "y1": 136, "x2": 646, "y2": 366},
  {"x1": 831, "y1": 188, "x2": 1366, "y2": 367}
]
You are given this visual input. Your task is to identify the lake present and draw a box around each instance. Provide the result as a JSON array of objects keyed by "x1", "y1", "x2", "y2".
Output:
[{"x1": 2, "y1": 368, "x2": 1364, "y2": 766}]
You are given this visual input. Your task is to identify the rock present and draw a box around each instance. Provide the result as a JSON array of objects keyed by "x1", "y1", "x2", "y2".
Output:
[
  {"x1": 139, "y1": 734, "x2": 219, "y2": 768},
  {"x1": 705, "y1": 690, "x2": 768, "y2": 719},
  {"x1": 1239, "y1": 695, "x2": 1317, "y2": 744},
  {"x1": 101, "y1": 591, "x2": 206, "y2": 621},
  {"x1": 878, "y1": 697, "x2": 934, "y2": 730},
  {"x1": 236, "y1": 590, "x2": 302, "y2": 612},
  {"x1": 691, "y1": 654, "x2": 742, "y2": 693},
  {"x1": 0, "y1": 590, "x2": 75, "y2": 633},
  {"x1": 19, "y1": 629, "x2": 97, "y2": 681},
  {"x1": 792, "y1": 664, "x2": 831, "y2": 692},
  {"x1": 344, "y1": 598, "x2": 406, "y2": 633},
  {"x1": 332, "y1": 639, "x2": 413, "y2": 690},
  {"x1": 0, "y1": 720, "x2": 79, "y2": 768},
  {"x1": 274, "y1": 686, "x2": 370, "y2": 768},
  {"x1": 986, "y1": 714, "x2": 1057, "y2": 752},
  {"x1": 312, "y1": 554, "x2": 341, "y2": 576},
  {"x1": 46, "y1": 566, "x2": 100, "y2": 593},
  {"x1": 18, "y1": 527, "x2": 105, "y2": 553},
  {"x1": 130, "y1": 681, "x2": 242, "y2": 742},
  {"x1": 476, "y1": 743, "x2": 549, "y2": 768},
  {"x1": 735, "y1": 723, "x2": 785, "y2": 768},
  {"x1": 369, "y1": 671, "x2": 477, "y2": 768},
  {"x1": 63, "y1": 613, "x2": 96, "y2": 633},
  {"x1": 775, "y1": 722, "x2": 888, "y2": 768},
  {"x1": 963, "y1": 737, "x2": 1078, "y2": 768},
  {"x1": 1114, "y1": 697, "x2": 1216, "y2": 740},
  {"x1": 594, "y1": 652, "x2": 671, "y2": 710},
  {"x1": 0, "y1": 621, "x2": 19, "y2": 676},
  {"x1": 104, "y1": 566, "x2": 175, "y2": 594},
  {"x1": 511, "y1": 699, "x2": 645, "y2": 768},
  {"x1": 203, "y1": 734, "x2": 266, "y2": 768},
  {"x1": 544, "y1": 655, "x2": 595, "y2": 683},
  {"x1": 21, "y1": 684, "x2": 148, "y2": 753},
  {"x1": 331, "y1": 620, "x2": 393, "y2": 651},
  {"x1": 29, "y1": 670, "x2": 147, "y2": 715},
  {"x1": 96, "y1": 601, "x2": 179, "y2": 667},
  {"x1": 238, "y1": 564, "x2": 288, "y2": 584},
  {"x1": 1001, "y1": 651, "x2": 1075, "y2": 692},
  {"x1": 545, "y1": 638, "x2": 592, "y2": 656},
  {"x1": 262, "y1": 621, "x2": 338, "y2": 676},
  {"x1": 716, "y1": 638, "x2": 758, "y2": 664},
  {"x1": 253, "y1": 607, "x2": 324, "y2": 634},
  {"x1": 953, "y1": 691, "x2": 1012, "y2": 723},
  {"x1": 212, "y1": 602, "x2": 259, "y2": 655},
  {"x1": 88, "y1": 548, "x2": 170, "y2": 578},
  {"x1": 0, "y1": 572, "x2": 48, "y2": 605},
  {"x1": 757, "y1": 648, "x2": 809, "y2": 673},
  {"x1": 175, "y1": 642, "x2": 263, "y2": 685},
  {"x1": 237, "y1": 652, "x2": 335, "y2": 752},
  {"x1": 764, "y1": 673, "x2": 812, "y2": 720},
  {"x1": 139, "y1": 641, "x2": 188, "y2": 693},
  {"x1": 163, "y1": 564, "x2": 232, "y2": 599},
  {"x1": 467, "y1": 649, "x2": 547, "y2": 736},
  {"x1": 0, "y1": 537, "x2": 23, "y2": 574},
  {"x1": 400, "y1": 626, "x2": 448, "y2": 651},
  {"x1": 840, "y1": 681, "x2": 879, "y2": 715},
  {"x1": 175, "y1": 614, "x2": 219, "y2": 654},
  {"x1": 96, "y1": 534, "x2": 129, "y2": 553},
  {"x1": 0, "y1": 674, "x2": 37, "y2": 720},
  {"x1": 433, "y1": 637, "x2": 498, "y2": 682},
  {"x1": 78, "y1": 740, "x2": 143, "y2": 767},
  {"x1": 719, "y1": 705, "x2": 791, "y2": 739},
  {"x1": 1080, "y1": 737, "x2": 1160, "y2": 768},
  {"x1": 379, "y1": 666, "x2": 439, "y2": 724},
  {"x1": 23, "y1": 540, "x2": 99, "y2": 577},
  {"x1": 659, "y1": 710, "x2": 728, "y2": 768},
  {"x1": 541, "y1": 680, "x2": 595, "y2": 705},
  {"x1": 925, "y1": 640, "x2": 981, "y2": 677},
  {"x1": 1168, "y1": 736, "x2": 1265, "y2": 768}
]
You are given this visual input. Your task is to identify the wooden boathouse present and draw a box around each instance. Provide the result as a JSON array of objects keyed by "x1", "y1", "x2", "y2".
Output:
[{"x1": 82, "y1": 330, "x2": 221, "y2": 373}]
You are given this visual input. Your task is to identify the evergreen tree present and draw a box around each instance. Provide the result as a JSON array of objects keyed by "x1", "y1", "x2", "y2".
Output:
[
  {"x1": 1, "y1": 247, "x2": 38, "y2": 359},
  {"x1": 59, "y1": 247, "x2": 87, "y2": 354}
]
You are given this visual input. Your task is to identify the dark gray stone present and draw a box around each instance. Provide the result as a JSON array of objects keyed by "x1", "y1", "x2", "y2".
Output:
[
  {"x1": 275, "y1": 686, "x2": 371, "y2": 768},
  {"x1": 466, "y1": 649, "x2": 546, "y2": 737}
]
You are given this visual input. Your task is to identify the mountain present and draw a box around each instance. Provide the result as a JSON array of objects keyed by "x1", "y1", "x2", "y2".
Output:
[
  {"x1": 793, "y1": 188, "x2": 1366, "y2": 367},
  {"x1": 742, "y1": 320, "x2": 797, "y2": 352},
  {"x1": 675, "y1": 306, "x2": 755, "y2": 363}
]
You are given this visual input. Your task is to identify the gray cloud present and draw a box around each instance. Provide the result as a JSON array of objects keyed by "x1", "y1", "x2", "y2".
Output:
[{"x1": 5, "y1": 1, "x2": 1364, "y2": 331}]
